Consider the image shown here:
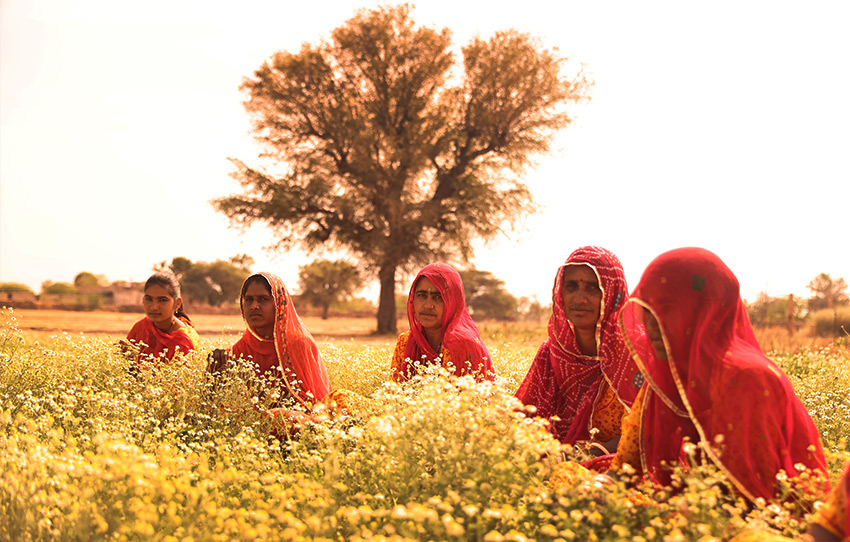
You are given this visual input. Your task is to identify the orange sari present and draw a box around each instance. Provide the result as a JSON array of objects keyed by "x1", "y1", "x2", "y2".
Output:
[
  {"x1": 617, "y1": 247, "x2": 828, "y2": 503},
  {"x1": 126, "y1": 316, "x2": 199, "y2": 363},
  {"x1": 230, "y1": 273, "x2": 331, "y2": 406}
]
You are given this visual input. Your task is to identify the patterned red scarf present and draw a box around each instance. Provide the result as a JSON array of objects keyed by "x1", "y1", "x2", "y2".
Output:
[
  {"x1": 620, "y1": 247, "x2": 829, "y2": 502},
  {"x1": 516, "y1": 246, "x2": 641, "y2": 443}
]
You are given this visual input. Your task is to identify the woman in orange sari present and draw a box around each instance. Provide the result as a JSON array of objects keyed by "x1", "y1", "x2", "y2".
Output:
[
  {"x1": 391, "y1": 263, "x2": 495, "y2": 382},
  {"x1": 209, "y1": 272, "x2": 331, "y2": 406},
  {"x1": 612, "y1": 247, "x2": 828, "y2": 504},
  {"x1": 121, "y1": 271, "x2": 200, "y2": 364},
  {"x1": 515, "y1": 246, "x2": 642, "y2": 453},
  {"x1": 807, "y1": 461, "x2": 849, "y2": 541}
]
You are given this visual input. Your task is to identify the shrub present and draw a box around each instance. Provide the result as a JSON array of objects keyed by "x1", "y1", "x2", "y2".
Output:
[{"x1": 810, "y1": 306, "x2": 850, "y2": 337}]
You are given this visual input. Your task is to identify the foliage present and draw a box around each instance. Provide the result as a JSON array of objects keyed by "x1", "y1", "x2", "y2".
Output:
[
  {"x1": 0, "y1": 283, "x2": 34, "y2": 294},
  {"x1": 516, "y1": 296, "x2": 550, "y2": 323},
  {"x1": 459, "y1": 269, "x2": 518, "y2": 321},
  {"x1": 157, "y1": 255, "x2": 253, "y2": 306},
  {"x1": 298, "y1": 260, "x2": 362, "y2": 319},
  {"x1": 214, "y1": 4, "x2": 589, "y2": 334},
  {"x1": 73, "y1": 272, "x2": 107, "y2": 288},
  {"x1": 807, "y1": 273, "x2": 849, "y2": 312},
  {"x1": 810, "y1": 307, "x2": 850, "y2": 338},
  {"x1": 41, "y1": 282, "x2": 77, "y2": 295},
  {"x1": 746, "y1": 292, "x2": 806, "y2": 328},
  {"x1": 1, "y1": 307, "x2": 848, "y2": 541}
]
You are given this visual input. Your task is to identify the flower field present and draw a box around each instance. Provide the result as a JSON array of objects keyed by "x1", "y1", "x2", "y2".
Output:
[{"x1": 1, "y1": 307, "x2": 848, "y2": 542}]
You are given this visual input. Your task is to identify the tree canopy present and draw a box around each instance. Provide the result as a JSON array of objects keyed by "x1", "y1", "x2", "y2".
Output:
[
  {"x1": 807, "y1": 273, "x2": 849, "y2": 312},
  {"x1": 214, "y1": 4, "x2": 589, "y2": 333},
  {"x1": 459, "y1": 269, "x2": 518, "y2": 321},
  {"x1": 298, "y1": 259, "x2": 362, "y2": 319},
  {"x1": 157, "y1": 255, "x2": 254, "y2": 307}
]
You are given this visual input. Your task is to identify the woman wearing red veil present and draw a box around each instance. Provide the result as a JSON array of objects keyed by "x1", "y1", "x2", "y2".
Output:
[
  {"x1": 612, "y1": 247, "x2": 828, "y2": 504},
  {"x1": 515, "y1": 246, "x2": 642, "y2": 452},
  {"x1": 391, "y1": 263, "x2": 495, "y2": 382},
  {"x1": 208, "y1": 273, "x2": 356, "y2": 431}
]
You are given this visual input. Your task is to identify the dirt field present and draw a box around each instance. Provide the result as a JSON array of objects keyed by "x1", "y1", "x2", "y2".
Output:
[{"x1": 7, "y1": 309, "x2": 402, "y2": 343}]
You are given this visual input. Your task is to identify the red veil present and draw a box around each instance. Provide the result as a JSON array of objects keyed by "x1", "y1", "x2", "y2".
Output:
[
  {"x1": 515, "y1": 246, "x2": 642, "y2": 443},
  {"x1": 401, "y1": 263, "x2": 495, "y2": 381},
  {"x1": 233, "y1": 272, "x2": 331, "y2": 406},
  {"x1": 620, "y1": 247, "x2": 828, "y2": 502}
]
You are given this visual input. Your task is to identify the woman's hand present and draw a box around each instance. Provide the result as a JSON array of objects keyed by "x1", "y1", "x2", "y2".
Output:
[{"x1": 206, "y1": 349, "x2": 233, "y2": 374}]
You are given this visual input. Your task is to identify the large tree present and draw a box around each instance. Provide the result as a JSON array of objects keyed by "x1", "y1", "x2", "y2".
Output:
[{"x1": 214, "y1": 4, "x2": 588, "y2": 333}]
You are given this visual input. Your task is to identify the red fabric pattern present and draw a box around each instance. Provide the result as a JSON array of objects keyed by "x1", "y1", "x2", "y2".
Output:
[
  {"x1": 515, "y1": 246, "x2": 642, "y2": 443},
  {"x1": 126, "y1": 317, "x2": 198, "y2": 363},
  {"x1": 237, "y1": 273, "x2": 331, "y2": 406},
  {"x1": 619, "y1": 247, "x2": 829, "y2": 503},
  {"x1": 400, "y1": 263, "x2": 494, "y2": 381}
]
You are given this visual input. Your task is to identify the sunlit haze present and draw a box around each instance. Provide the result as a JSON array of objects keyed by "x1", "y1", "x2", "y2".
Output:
[{"x1": 2, "y1": 0, "x2": 848, "y2": 306}]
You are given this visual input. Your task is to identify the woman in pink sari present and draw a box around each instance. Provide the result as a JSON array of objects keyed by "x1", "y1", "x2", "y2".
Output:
[
  {"x1": 391, "y1": 263, "x2": 495, "y2": 382},
  {"x1": 613, "y1": 247, "x2": 829, "y2": 504},
  {"x1": 515, "y1": 246, "x2": 642, "y2": 453}
]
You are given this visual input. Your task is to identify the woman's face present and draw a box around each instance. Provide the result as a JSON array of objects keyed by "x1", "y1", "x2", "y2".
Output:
[
  {"x1": 561, "y1": 264, "x2": 603, "y2": 333},
  {"x1": 412, "y1": 277, "x2": 445, "y2": 334},
  {"x1": 143, "y1": 284, "x2": 180, "y2": 329},
  {"x1": 642, "y1": 307, "x2": 669, "y2": 362},
  {"x1": 242, "y1": 280, "x2": 275, "y2": 337}
]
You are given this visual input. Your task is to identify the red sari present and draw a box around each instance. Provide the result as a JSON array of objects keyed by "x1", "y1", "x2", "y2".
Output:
[
  {"x1": 515, "y1": 246, "x2": 642, "y2": 443},
  {"x1": 126, "y1": 317, "x2": 199, "y2": 363},
  {"x1": 619, "y1": 247, "x2": 828, "y2": 502},
  {"x1": 231, "y1": 273, "x2": 330, "y2": 406},
  {"x1": 396, "y1": 263, "x2": 494, "y2": 382}
]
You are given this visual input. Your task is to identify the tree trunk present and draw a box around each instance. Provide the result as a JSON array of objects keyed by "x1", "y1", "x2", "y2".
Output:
[
  {"x1": 322, "y1": 304, "x2": 330, "y2": 320},
  {"x1": 376, "y1": 264, "x2": 398, "y2": 335}
]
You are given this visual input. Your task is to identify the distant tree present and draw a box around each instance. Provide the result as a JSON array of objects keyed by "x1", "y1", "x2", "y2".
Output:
[
  {"x1": 74, "y1": 272, "x2": 107, "y2": 288},
  {"x1": 0, "y1": 283, "x2": 34, "y2": 294},
  {"x1": 746, "y1": 292, "x2": 805, "y2": 327},
  {"x1": 298, "y1": 260, "x2": 362, "y2": 319},
  {"x1": 214, "y1": 4, "x2": 589, "y2": 334},
  {"x1": 42, "y1": 282, "x2": 77, "y2": 295},
  {"x1": 459, "y1": 269, "x2": 518, "y2": 321},
  {"x1": 517, "y1": 296, "x2": 550, "y2": 322},
  {"x1": 807, "y1": 273, "x2": 849, "y2": 312},
  {"x1": 157, "y1": 256, "x2": 252, "y2": 306}
]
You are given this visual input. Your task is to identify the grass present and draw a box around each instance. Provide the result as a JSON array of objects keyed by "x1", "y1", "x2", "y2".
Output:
[{"x1": 1, "y1": 307, "x2": 848, "y2": 541}]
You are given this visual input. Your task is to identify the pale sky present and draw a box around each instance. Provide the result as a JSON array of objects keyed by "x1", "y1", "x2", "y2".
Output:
[{"x1": 1, "y1": 0, "x2": 848, "y2": 306}]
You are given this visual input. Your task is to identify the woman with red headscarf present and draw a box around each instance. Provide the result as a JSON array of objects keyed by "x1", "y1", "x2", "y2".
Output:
[
  {"x1": 391, "y1": 263, "x2": 495, "y2": 382},
  {"x1": 612, "y1": 247, "x2": 828, "y2": 504},
  {"x1": 515, "y1": 246, "x2": 642, "y2": 453}
]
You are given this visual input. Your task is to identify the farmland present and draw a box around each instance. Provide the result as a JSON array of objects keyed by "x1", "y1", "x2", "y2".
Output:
[{"x1": 1, "y1": 307, "x2": 848, "y2": 541}]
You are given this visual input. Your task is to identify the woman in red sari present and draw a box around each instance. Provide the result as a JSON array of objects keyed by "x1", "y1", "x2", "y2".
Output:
[
  {"x1": 612, "y1": 247, "x2": 828, "y2": 504},
  {"x1": 391, "y1": 263, "x2": 495, "y2": 382},
  {"x1": 515, "y1": 246, "x2": 642, "y2": 452},
  {"x1": 209, "y1": 272, "x2": 331, "y2": 407},
  {"x1": 121, "y1": 271, "x2": 200, "y2": 364}
]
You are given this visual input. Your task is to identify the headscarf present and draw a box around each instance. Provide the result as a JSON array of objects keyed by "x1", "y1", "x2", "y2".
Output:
[
  {"x1": 401, "y1": 263, "x2": 495, "y2": 381},
  {"x1": 515, "y1": 246, "x2": 641, "y2": 443},
  {"x1": 233, "y1": 272, "x2": 331, "y2": 406},
  {"x1": 127, "y1": 316, "x2": 199, "y2": 363},
  {"x1": 619, "y1": 247, "x2": 828, "y2": 502}
]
